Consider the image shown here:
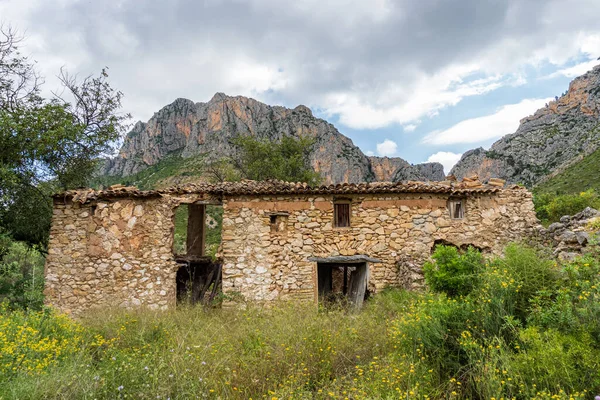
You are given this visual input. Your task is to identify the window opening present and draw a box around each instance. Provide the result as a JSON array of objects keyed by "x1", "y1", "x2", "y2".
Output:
[
  {"x1": 269, "y1": 212, "x2": 289, "y2": 233},
  {"x1": 447, "y1": 199, "x2": 465, "y2": 219},
  {"x1": 334, "y1": 201, "x2": 351, "y2": 228}
]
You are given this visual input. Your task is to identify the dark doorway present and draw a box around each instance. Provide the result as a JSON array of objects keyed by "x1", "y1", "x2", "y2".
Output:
[
  {"x1": 317, "y1": 262, "x2": 368, "y2": 308},
  {"x1": 176, "y1": 261, "x2": 221, "y2": 305}
]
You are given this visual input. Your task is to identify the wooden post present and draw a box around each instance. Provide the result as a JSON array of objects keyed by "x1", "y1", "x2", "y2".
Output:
[{"x1": 187, "y1": 204, "x2": 206, "y2": 256}]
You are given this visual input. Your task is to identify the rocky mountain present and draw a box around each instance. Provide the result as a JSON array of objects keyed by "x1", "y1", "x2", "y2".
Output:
[
  {"x1": 451, "y1": 65, "x2": 600, "y2": 187},
  {"x1": 103, "y1": 93, "x2": 442, "y2": 184},
  {"x1": 369, "y1": 157, "x2": 445, "y2": 182}
]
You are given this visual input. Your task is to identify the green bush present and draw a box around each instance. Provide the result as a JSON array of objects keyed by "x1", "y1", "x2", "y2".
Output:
[
  {"x1": 0, "y1": 234, "x2": 45, "y2": 310},
  {"x1": 423, "y1": 245, "x2": 484, "y2": 297},
  {"x1": 529, "y1": 256, "x2": 600, "y2": 340},
  {"x1": 496, "y1": 244, "x2": 559, "y2": 322},
  {"x1": 534, "y1": 190, "x2": 600, "y2": 224}
]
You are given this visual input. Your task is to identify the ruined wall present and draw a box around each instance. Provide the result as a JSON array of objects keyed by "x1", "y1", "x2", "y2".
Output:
[
  {"x1": 44, "y1": 187, "x2": 539, "y2": 314},
  {"x1": 44, "y1": 198, "x2": 178, "y2": 314},
  {"x1": 220, "y1": 189, "x2": 539, "y2": 303}
]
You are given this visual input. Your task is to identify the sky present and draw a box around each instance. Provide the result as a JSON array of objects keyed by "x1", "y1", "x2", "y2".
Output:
[{"x1": 1, "y1": 0, "x2": 599, "y2": 173}]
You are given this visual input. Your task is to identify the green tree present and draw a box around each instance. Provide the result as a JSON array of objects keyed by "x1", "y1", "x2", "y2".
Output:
[
  {"x1": 0, "y1": 26, "x2": 130, "y2": 247},
  {"x1": 228, "y1": 135, "x2": 322, "y2": 185}
]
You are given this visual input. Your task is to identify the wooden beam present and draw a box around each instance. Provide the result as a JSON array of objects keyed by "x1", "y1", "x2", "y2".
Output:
[{"x1": 187, "y1": 204, "x2": 206, "y2": 256}]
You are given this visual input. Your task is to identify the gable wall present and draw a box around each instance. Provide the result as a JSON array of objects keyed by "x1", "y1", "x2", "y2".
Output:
[{"x1": 44, "y1": 198, "x2": 178, "y2": 314}]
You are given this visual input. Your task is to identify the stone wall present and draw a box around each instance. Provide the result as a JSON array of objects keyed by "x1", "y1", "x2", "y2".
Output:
[
  {"x1": 44, "y1": 187, "x2": 539, "y2": 314},
  {"x1": 44, "y1": 198, "x2": 179, "y2": 315},
  {"x1": 220, "y1": 188, "x2": 539, "y2": 303}
]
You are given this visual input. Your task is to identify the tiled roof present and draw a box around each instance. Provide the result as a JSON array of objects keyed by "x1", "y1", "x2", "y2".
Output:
[{"x1": 54, "y1": 179, "x2": 519, "y2": 204}]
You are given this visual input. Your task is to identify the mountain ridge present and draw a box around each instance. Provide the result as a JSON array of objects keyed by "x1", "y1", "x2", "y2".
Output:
[
  {"x1": 451, "y1": 65, "x2": 600, "y2": 188},
  {"x1": 103, "y1": 94, "x2": 444, "y2": 184}
]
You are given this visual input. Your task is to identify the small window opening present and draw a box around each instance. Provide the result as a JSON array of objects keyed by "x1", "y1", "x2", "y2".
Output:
[
  {"x1": 334, "y1": 201, "x2": 351, "y2": 228},
  {"x1": 447, "y1": 199, "x2": 465, "y2": 219},
  {"x1": 269, "y1": 212, "x2": 289, "y2": 233},
  {"x1": 317, "y1": 262, "x2": 368, "y2": 308},
  {"x1": 90, "y1": 205, "x2": 97, "y2": 216}
]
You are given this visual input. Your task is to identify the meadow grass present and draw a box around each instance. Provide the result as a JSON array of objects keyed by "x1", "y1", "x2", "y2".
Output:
[{"x1": 1, "y1": 244, "x2": 600, "y2": 399}]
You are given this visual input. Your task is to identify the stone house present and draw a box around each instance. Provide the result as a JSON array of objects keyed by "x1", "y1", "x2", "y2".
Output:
[{"x1": 44, "y1": 179, "x2": 539, "y2": 315}]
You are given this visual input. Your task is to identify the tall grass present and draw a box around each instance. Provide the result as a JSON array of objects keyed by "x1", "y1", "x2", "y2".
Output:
[{"x1": 1, "y1": 244, "x2": 600, "y2": 399}]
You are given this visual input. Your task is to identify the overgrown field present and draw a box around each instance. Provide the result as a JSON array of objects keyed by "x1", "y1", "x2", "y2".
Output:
[{"x1": 2, "y1": 244, "x2": 600, "y2": 399}]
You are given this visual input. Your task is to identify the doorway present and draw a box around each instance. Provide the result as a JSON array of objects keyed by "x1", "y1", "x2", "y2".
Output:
[
  {"x1": 172, "y1": 202, "x2": 223, "y2": 305},
  {"x1": 317, "y1": 262, "x2": 368, "y2": 308}
]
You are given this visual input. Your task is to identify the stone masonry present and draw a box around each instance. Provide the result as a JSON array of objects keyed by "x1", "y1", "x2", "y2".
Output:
[{"x1": 44, "y1": 180, "x2": 539, "y2": 314}]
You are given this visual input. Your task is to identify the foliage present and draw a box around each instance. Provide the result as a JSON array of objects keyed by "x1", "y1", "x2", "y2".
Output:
[
  {"x1": 534, "y1": 145, "x2": 600, "y2": 196},
  {"x1": 3, "y1": 243, "x2": 600, "y2": 398},
  {"x1": 0, "y1": 26, "x2": 129, "y2": 247},
  {"x1": 495, "y1": 243, "x2": 558, "y2": 322},
  {"x1": 0, "y1": 233, "x2": 45, "y2": 310},
  {"x1": 229, "y1": 135, "x2": 322, "y2": 185},
  {"x1": 93, "y1": 154, "x2": 210, "y2": 190},
  {"x1": 0, "y1": 305, "x2": 86, "y2": 380},
  {"x1": 533, "y1": 189, "x2": 600, "y2": 225},
  {"x1": 4, "y1": 240, "x2": 600, "y2": 399},
  {"x1": 423, "y1": 245, "x2": 484, "y2": 297}
]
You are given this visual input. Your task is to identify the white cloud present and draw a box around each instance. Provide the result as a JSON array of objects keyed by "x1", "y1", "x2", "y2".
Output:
[
  {"x1": 323, "y1": 65, "x2": 510, "y2": 129},
  {"x1": 365, "y1": 150, "x2": 375, "y2": 156},
  {"x1": 376, "y1": 139, "x2": 397, "y2": 156},
  {"x1": 422, "y1": 97, "x2": 552, "y2": 145},
  {"x1": 426, "y1": 152, "x2": 463, "y2": 175},
  {"x1": 544, "y1": 60, "x2": 599, "y2": 79},
  {"x1": 403, "y1": 124, "x2": 417, "y2": 132}
]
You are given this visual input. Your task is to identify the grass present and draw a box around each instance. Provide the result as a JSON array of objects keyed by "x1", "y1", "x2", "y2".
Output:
[
  {"x1": 1, "y1": 244, "x2": 600, "y2": 399},
  {"x1": 534, "y1": 147, "x2": 600, "y2": 196}
]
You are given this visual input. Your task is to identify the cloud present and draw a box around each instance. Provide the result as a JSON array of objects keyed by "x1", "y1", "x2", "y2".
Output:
[
  {"x1": 376, "y1": 139, "x2": 398, "y2": 156},
  {"x1": 544, "y1": 60, "x2": 599, "y2": 79},
  {"x1": 1, "y1": 0, "x2": 599, "y2": 128},
  {"x1": 422, "y1": 97, "x2": 552, "y2": 145},
  {"x1": 403, "y1": 124, "x2": 417, "y2": 132},
  {"x1": 426, "y1": 152, "x2": 463, "y2": 175}
]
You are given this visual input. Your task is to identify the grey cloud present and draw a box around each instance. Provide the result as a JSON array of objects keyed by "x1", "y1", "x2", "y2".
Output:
[{"x1": 4, "y1": 0, "x2": 600, "y2": 123}]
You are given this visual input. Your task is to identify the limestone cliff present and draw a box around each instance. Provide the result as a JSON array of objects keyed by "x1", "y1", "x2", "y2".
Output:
[
  {"x1": 368, "y1": 157, "x2": 445, "y2": 182},
  {"x1": 104, "y1": 93, "x2": 443, "y2": 184},
  {"x1": 451, "y1": 64, "x2": 600, "y2": 187}
]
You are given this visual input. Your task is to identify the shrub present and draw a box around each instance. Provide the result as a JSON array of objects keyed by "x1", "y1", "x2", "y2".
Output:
[
  {"x1": 423, "y1": 245, "x2": 484, "y2": 297},
  {"x1": 529, "y1": 256, "x2": 600, "y2": 340},
  {"x1": 0, "y1": 235, "x2": 45, "y2": 310},
  {"x1": 512, "y1": 327, "x2": 600, "y2": 394},
  {"x1": 496, "y1": 244, "x2": 559, "y2": 322},
  {"x1": 535, "y1": 190, "x2": 600, "y2": 224}
]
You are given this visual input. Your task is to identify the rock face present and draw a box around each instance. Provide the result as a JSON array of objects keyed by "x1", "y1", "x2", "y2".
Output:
[
  {"x1": 368, "y1": 157, "x2": 444, "y2": 181},
  {"x1": 103, "y1": 94, "x2": 443, "y2": 184},
  {"x1": 538, "y1": 207, "x2": 600, "y2": 260},
  {"x1": 451, "y1": 65, "x2": 600, "y2": 186}
]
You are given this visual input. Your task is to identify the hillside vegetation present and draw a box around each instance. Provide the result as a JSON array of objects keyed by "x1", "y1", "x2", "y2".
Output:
[
  {"x1": 534, "y1": 147, "x2": 600, "y2": 195},
  {"x1": 93, "y1": 154, "x2": 208, "y2": 190},
  {"x1": 2, "y1": 244, "x2": 600, "y2": 399}
]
